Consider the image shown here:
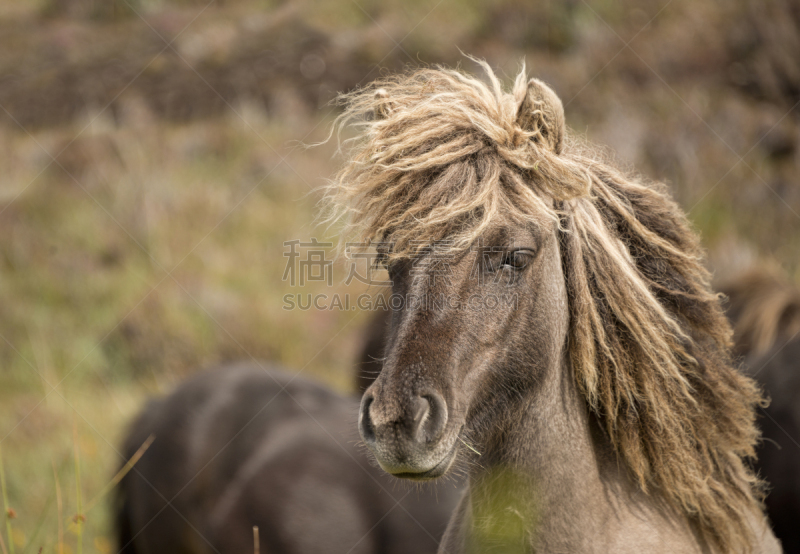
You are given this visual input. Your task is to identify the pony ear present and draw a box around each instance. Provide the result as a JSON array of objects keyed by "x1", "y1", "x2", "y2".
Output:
[
  {"x1": 373, "y1": 88, "x2": 395, "y2": 120},
  {"x1": 516, "y1": 79, "x2": 565, "y2": 155}
]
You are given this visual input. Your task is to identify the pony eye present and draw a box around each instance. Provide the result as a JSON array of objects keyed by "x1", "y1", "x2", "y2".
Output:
[{"x1": 500, "y1": 250, "x2": 530, "y2": 270}]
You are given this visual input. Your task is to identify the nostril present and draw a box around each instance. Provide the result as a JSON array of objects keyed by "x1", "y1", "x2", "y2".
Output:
[
  {"x1": 423, "y1": 392, "x2": 447, "y2": 443},
  {"x1": 411, "y1": 392, "x2": 447, "y2": 444},
  {"x1": 409, "y1": 396, "x2": 431, "y2": 441},
  {"x1": 359, "y1": 393, "x2": 376, "y2": 444}
]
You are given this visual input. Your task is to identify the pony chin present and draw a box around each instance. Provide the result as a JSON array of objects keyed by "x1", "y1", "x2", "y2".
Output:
[{"x1": 383, "y1": 440, "x2": 459, "y2": 481}]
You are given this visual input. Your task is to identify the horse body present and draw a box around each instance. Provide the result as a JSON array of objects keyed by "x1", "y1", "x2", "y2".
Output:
[
  {"x1": 325, "y1": 62, "x2": 781, "y2": 553},
  {"x1": 721, "y1": 269, "x2": 800, "y2": 552},
  {"x1": 750, "y1": 339, "x2": 800, "y2": 553},
  {"x1": 116, "y1": 363, "x2": 460, "y2": 554}
]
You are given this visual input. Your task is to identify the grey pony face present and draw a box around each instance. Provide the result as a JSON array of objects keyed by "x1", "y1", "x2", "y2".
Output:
[{"x1": 359, "y1": 221, "x2": 569, "y2": 479}]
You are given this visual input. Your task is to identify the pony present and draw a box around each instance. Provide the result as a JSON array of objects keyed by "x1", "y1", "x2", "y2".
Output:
[
  {"x1": 115, "y1": 363, "x2": 462, "y2": 554},
  {"x1": 322, "y1": 61, "x2": 781, "y2": 553},
  {"x1": 355, "y1": 290, "x2": 392, "y2": 394},
  {"x1": 720, "y1": 268, "x2": 800, "y2": 552}
]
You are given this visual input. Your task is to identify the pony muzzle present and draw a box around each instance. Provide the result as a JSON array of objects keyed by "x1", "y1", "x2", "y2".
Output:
[{"x1": 358, "y1": 389, "x2": 454, "y2": 479}]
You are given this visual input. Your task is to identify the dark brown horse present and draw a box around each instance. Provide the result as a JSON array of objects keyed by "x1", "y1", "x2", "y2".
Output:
[
  {"x1": 324, "y1": 62, "x2": 780, "y2": 553},
  {"x1": 115, "y1": 363, "x2": 461, "y2": 554},
  {"x1": 720, "y1": 268, "x2": 800, "y2": 553}
]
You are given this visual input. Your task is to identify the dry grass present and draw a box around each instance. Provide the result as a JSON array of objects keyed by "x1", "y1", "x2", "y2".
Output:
[{"x1": 0, "y1": 99, "x2": 375, "y2": 554}]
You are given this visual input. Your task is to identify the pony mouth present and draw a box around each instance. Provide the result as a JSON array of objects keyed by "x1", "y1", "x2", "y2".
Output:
[{"x1": 388, "y1": 443, "x2": 458, "y2": 481}]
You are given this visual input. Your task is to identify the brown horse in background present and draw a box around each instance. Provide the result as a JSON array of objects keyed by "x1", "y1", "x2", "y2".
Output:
[
  {"x1": 115, "y1": 362, "x2": 462, "y2": 554},
  {"x1": 720, "y1": 268, "x2": 800, "y2": 553},
  {"x1": 324, "y1": 62, "x2": 780, "y2": 553}
]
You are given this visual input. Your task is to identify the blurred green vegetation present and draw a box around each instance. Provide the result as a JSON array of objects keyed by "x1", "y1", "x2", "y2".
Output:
[
  {"x1": 0, "y1": 0, "x2": 798, "y2": 552},
  {"x1": 0, "y1": 107, "x2": 374, "y2": 552},
  {"x1": 467, "y1": 467, "x2": 538, "y2": 554}
]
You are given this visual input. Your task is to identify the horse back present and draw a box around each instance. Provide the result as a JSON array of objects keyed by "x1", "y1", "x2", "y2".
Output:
[{"x1": 116, "y1": 363, "x2": 456, "y2": 554}]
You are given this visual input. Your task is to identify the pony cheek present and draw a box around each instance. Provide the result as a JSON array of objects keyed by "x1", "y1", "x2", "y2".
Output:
[{"x1": 455, "y1": 352, "x2": 499, "y2": 408}]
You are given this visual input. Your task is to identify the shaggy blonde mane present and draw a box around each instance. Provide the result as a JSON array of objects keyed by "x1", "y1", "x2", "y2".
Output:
[{"x1": 323, "y1": 61, "x2": 765, "y2": 553}]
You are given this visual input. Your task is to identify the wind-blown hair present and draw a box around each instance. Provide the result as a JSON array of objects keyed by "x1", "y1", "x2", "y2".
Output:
[{"x1": 322, "y1": 61, "x2": 765, "y2": 552}]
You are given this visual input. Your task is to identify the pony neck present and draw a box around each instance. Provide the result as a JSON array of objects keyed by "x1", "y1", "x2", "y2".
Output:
[
  {"x1": 462, "y1": 356, "x2": 707, "y2": 552},
  {"x1": 465, "y1": 357, "x2": 616, "y2": 551}
]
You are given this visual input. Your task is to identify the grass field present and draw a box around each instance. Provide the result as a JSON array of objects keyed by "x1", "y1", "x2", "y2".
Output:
[
  {"x1": 1, "y1": 0, "x2": 798, "y2": 552},
  {"x1": 0, "y1": 107, "x2": 380, "y2": 553}
]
